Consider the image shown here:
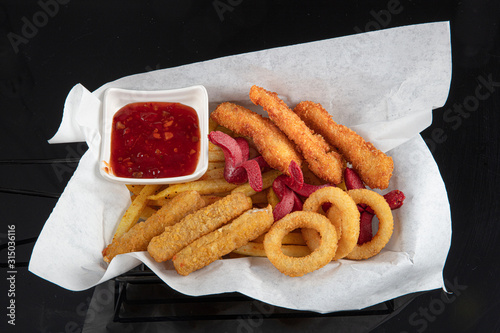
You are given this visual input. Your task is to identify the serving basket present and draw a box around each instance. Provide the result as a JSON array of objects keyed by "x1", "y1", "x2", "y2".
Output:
[
  {"x1": 1, "y1": 156, "x2": 397, "y2": 324},
  {"x1": 112, "y1": 264, "x2": 396, "y2": 323}
]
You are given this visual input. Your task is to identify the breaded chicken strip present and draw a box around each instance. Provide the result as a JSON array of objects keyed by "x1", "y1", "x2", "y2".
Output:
[
  {"x1": 147, "y1": 192, "x2": 252, "y2": 262},
  {"x1": 294, "y1": 101, "x2": 393, "y2": 189},
  {"x1": 173, "y1": 205, "x2": 274, "y2": 275},
  {"x1": 102, "y1": 191, "x2": 206, "y2": 263},
  {"x1": 210, "y1": 102, "x2": 303, "y2": 177},
  {"x1": 249, "y1": 85, "x2": 345, "y2": 184}
]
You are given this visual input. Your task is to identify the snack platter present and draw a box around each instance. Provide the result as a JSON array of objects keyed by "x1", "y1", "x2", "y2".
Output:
[
  {"x1": 29, "y1": 22, "x2": 453, "y2": 314},
  {"x1": 102, "y1": 83, "x2": 404, "y2": 277}
]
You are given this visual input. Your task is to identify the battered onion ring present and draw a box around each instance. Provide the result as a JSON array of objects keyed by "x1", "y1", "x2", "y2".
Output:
[
  {"x1": 346, "y1": 189, "x2": 394, "y2": 260},
  {"x1": 264, "y1": 211, "x2": 337, "y2": 277},
  {"x1": 302, "y1": 187, "x2": 360, "y2": 260}
]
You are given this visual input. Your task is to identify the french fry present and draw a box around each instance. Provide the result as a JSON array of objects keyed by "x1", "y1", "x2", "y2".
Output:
[
  {"x1": 149, "y1": 179, "x2": 238, "y2": 199},
  {"x1": 252, "y1": 232, "x2": 305, "y2": 245},
  {"x1": 140, "y1": 206, "x2": 158, "y2": 220},
  {"x1": 126, "y1": 184, "x2": 144, "y2": 195},
  {"x1": 208, "y1": 150, "x2": 226, "y2": 162},
  {"x1": 231, "y1": 169, "x2": 281, "y2": 197},
  {"x1": 337, "y1": 179, "x2": 347, "y2": 191},
  {"x1": 208, "y1": 161, "x2": 225, "y2": 170},
  {"x1": 209, "y1": 142, "x2": 223, "y2": 152},
  {"x1": 267, "y1": 187, "x2": 280, "y2": 209},
  {"x1": 215, "y1": 125, "x2": 233, "y2": 136},
  {"x1": 232, "y1": 242, "x2": 311, "y2": 257},
  {"x1": 199, "y1": 168, "x2": 224, "y2": 180},
  {"x1": 250, "y1": 191, "x2": 268, "y2": 204},
  {"x1": 209, "y1": 117, "x2": 218, "y2": 132},
  {"x1": 113, "y1": 184, "x2": 161, "y2": 241},
  {"x1": 148, "y1": 198, "x2": 171, "y2": 207},
  {"x1": 201, "y1": 195, "x2": 225, "y2": 205}
]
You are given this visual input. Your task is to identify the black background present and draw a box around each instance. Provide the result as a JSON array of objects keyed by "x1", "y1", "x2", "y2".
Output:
[{"x1": 1, "y1": 0, "x2": 499, "y2": 332}]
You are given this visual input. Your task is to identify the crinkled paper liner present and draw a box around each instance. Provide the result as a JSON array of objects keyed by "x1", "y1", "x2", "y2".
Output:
[{"x1": 29, "y1": 22, "x2": 452, "y2": 313}]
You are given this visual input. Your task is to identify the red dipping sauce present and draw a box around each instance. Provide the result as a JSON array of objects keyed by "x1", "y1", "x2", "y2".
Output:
[{"x1": 110, "y1": 102, "x2": 200, "y2": 179}]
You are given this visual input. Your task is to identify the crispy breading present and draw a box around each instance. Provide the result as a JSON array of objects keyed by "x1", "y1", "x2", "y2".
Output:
[
  {"x1": 294, "y1": 101, "x2": 393, "y2": 189},
  {"x1": 102, "y1": 191, "x2": 206, "y2": 263},
  {"x1": 249, "y1": 85, "x2": 345, "y2": 184},
  {"x1": 147, "y1": 192, "x2": 252, "y2": 262},
  {"x1": 210, "y1": 102, "x2": 303, "y2": 176},
  {"x1": 173, "y1": 205, "x2": 274, "y2": 275}
]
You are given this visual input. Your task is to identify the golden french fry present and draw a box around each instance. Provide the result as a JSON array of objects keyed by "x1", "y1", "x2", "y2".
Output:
[
  {"x1": 231, "y1": 170, "x2": 281, "y2": 197},
  {"x1": 209, "y1": 117, "x2": 218, "y2": 132},
  {"x1": 252, "y1": 232, "x2": 305, "y2": 245},
  {"x1": 209, "y1": 142, "x2": 223, "y2": 152},
  {"x1": 140, "y1": 206, "x2": 158, "y2": 220},
  {"x1": 208, "y1": 161, "x2": 225, "y2": 170},
  {"x1": 250, "y1": 191, "x2": 268, "y2": 204},
  {"x1": 337, "y1": 179, "x2": 347, "y2": 191},
  {"x1": 277, "y1": 245, "x2": 312, "y2": 258},
  {"x1": 126, "y1": 184, "x2": 144, "y2": 195},
  {"x1": 148, "y1": 198, "x2": 170, "y2": 207},
  {"x1": 199, "y1": 168, "x2": 224, "y2": 180},
  {"x1": 208, "y1": 150, "x2": 226, "y2": 162},
  {"x1": 232, "y1": 242, "x2": 311, "y2": 257},
  {"x1": 214, "y1": 125, "x2": 233, "y2": 136},
  {"x1": 267, "y1": 187, "x2": 280, "y2": 209},
  {"x1": 149, "y1": 179, "x2": 238, "y2": 199},
  {"x1": 200, "y1": 195, "x2": 225, "y2": 205},
  {"x1": 113, "y1": 184, "x2": 161, "y2": 241}
]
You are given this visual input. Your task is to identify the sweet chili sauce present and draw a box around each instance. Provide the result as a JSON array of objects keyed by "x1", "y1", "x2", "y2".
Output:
[{"x1": 110, "y1": 102, "x2": 200, "y2": 179}]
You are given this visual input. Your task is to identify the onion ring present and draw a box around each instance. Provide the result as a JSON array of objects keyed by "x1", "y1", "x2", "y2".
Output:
[
  {"x1": 263, "y1": 211, "x2": 338, "y2": 277},
  {"x1": 302, "y1": 187, "x2": 360, "y2": 260},
  {"x1": 346, "y1": 189, "x2": 394, "y2": 260}
]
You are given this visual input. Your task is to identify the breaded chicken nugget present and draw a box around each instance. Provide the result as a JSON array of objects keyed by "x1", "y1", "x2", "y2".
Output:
[
  {"x1": 102, "y1": 191, "x2": 206, "y2": 263},
  {"x1": 147, "y1": 192, "x2": 252, "y2": 262},
  {"x1": 211, "y1": 102, "x2": 303, "y2": 176},
  {"x1": 294, "y1": 101, "x2": 393, "y2": 189},
  {"x1": 249, "y1": 85, "x2": 345, "y2": 184},
  {"x1": 173, "y1": 205, "x2": 274, "y2": 275}
]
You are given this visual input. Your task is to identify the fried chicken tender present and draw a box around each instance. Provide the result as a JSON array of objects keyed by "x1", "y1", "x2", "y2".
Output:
[
  {"x1": 249, "y1": 85, "x2": 345, "y2": 184},
  {"x1": 147, "y1": 192, "x2": 252, "y2": 262},
  {"x1": 173, "y1": 205, "x2": 274, "y2": 275},
  {"x1": 294, "y1": 101, "x2": 393, "y2": 189},
  {"x1": 210, "y1": 102, "x2": 303, "y2": 176},
  {"x1": 102, "y1": 191, "x2": 206, "y2": 263}
]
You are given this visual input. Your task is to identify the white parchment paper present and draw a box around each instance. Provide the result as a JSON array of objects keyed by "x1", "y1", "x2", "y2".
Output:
[{"x1": 29, "y1": 22, "x2": 452, "y2": 313}]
